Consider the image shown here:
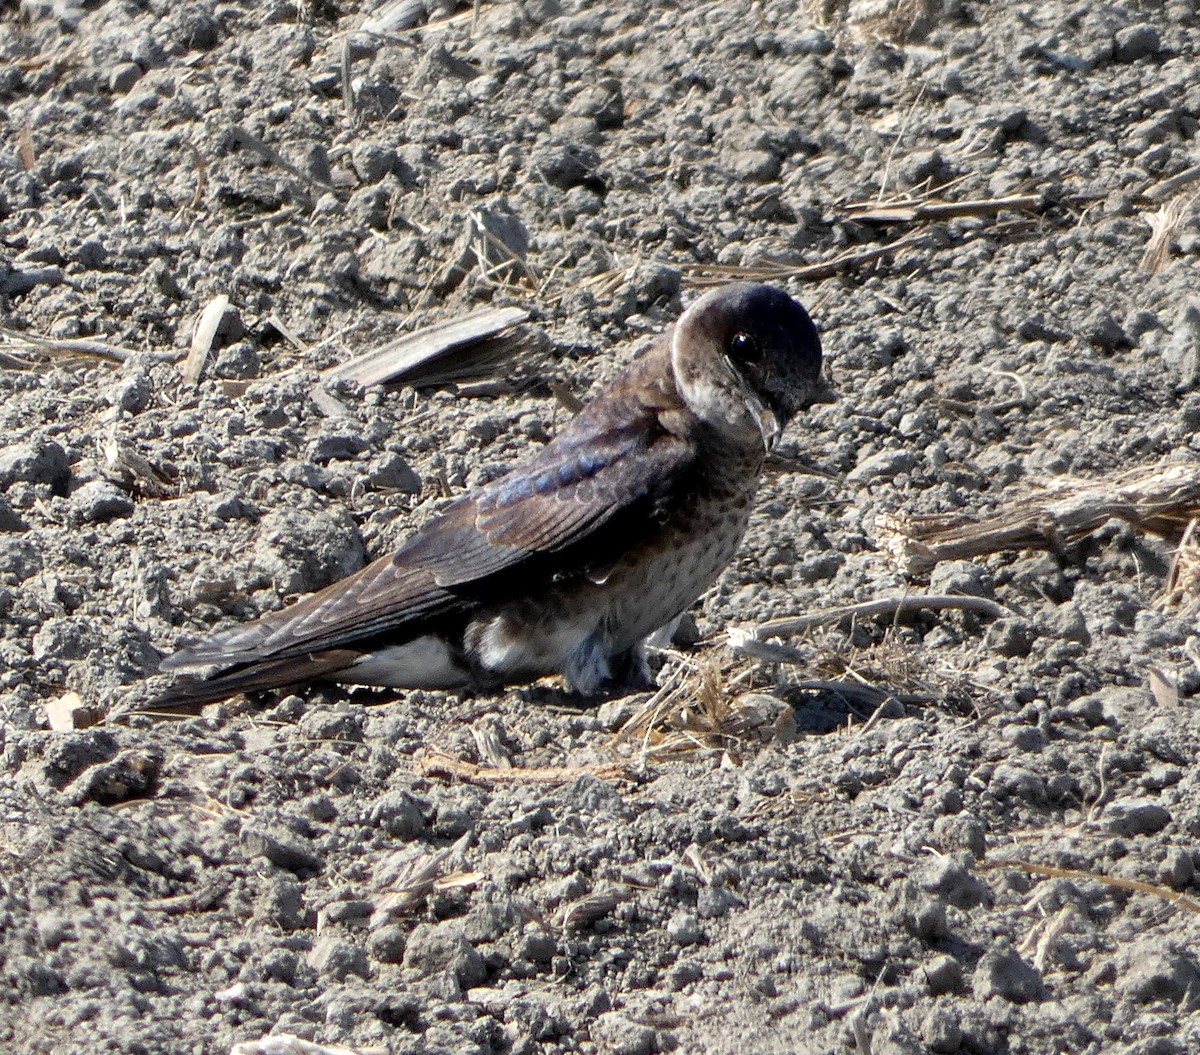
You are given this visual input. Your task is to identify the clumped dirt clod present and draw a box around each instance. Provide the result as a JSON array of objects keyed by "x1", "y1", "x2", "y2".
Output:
[{"x1": 3, "y1": 1, "x2": 1200, "y2": 1053}]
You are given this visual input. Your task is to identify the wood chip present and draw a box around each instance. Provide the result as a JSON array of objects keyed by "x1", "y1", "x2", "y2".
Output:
[
  {"x1": 359, "y1": 0, "x2": 426, "y2": 34},
  {"x1": 323, "y1": 306, "x2": 529, "y2": 388},
  {"x1": 103, "y1": 428, "x2": 175, "y2": 498},
  {"x1": 1147, "y1": 665, "x2": 1180, "y2": 709},
  {"x1": 183, "y1": 295, "x2": 230, "y2": 386},
  {"x1": 43, "y1": 691, "x2": 96, "y2": 731},
  {"x1": 881, "y1": 460, "x2": 1200, "y2": 574},
  {"x1": 471, "y1": 715, "x2": 513, "y2": 769},
  {"x1": 558, "y1": 889, "x2": 623, "y2": 931},
  {"x1": 17, "y1": 123, "x2": 34, "y2": 171}
]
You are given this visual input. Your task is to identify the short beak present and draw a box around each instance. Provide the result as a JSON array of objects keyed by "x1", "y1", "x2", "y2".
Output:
[
  {"x1": 752, "y1": 402, "x2": 781, "y2": 453},
  {"x1": 723, "y1": 354, "x2": 783, "y2": 453}
]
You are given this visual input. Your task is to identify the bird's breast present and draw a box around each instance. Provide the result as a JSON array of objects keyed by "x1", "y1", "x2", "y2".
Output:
[
  {"x1": 599, "y1": 478, "x2": 758, "y2": 650},
  {"x1": 465, "y1": 447, "x2": 763, "y2": 686}
]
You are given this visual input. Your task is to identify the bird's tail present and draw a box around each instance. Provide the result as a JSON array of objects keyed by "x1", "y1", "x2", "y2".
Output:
[{"x1": 141, "y1": 649, "x2": 364, "y2": 713}]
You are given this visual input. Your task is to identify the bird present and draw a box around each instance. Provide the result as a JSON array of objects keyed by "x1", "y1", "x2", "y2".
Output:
[{"x1": 151, "y1": 283, "x2": 827, "y2": 708}]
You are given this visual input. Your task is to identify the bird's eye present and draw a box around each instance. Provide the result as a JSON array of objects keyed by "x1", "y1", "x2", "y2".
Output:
[{"x1": 728, "y1": 330, "x2": 760, "y2": 360}]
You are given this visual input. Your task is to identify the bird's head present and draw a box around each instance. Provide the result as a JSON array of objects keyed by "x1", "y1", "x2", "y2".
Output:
[{"x1": 670, "y1": 283, "x2": 828, "y2": 453}]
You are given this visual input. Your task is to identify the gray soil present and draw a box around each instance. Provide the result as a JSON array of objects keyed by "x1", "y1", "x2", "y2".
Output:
[{"x1": 3, "y1": 0, "x2": 1200, "y2": 1052}]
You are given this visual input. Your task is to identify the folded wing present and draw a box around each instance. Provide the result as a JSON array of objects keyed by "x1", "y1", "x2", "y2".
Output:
[{"x1": 159, "y1": 396, "x2": 696, "y2": 692}]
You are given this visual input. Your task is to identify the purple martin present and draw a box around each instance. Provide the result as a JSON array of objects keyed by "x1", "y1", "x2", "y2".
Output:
[{"x1": 153, "y1": 283, "x2": 826, "y2": 707}]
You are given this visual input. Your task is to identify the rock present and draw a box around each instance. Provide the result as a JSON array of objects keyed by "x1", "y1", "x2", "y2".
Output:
[
  {"x1": 989, "y1": 763, "x2": 1047, "y2": 804},
  {"x1": 530, "y1": 142, "x2": 603, "y2": 192},
  {"x1": 1113, "y1": 23, "x2": 1161, "y2": 62},
  {"x1": 1103, "y1": 797, "x2": 1171, "y2": 836},
  {"x1": 351, "y1": 142, "x2": 399, "y2": 184},
  {"x1": 730, "y1": 149, "x2": 781, "y2": 182},
  {"x1": 0, "y1": 440, "x2": 69, "y2": 493},
  {"x1": 307, "y1": 935, "x2": 370, "y2": 982},
  {"x1": 666, "y1": 912, "x2": 701, "y2": 945},
  {"x1": 1163, "y1": 301, "x2": 1200, "y2": 390},
  {"x1": 929, "y1": 560, "x2": 994, "y2": 599},
  {"x1": 369, "y1": 790, "x2": 426, "y2": 839},
  {"x1": 921, "y1": 1006, "x2": 962, "y2": 1054},
  {"x1": 245, "y1": 827, "x2": 323, "y2": 874},
  {"x1": 592, "y1": 1012, "x2": 657, "y2": 1055},
  {"x1": 32, "y1": 616, "x2": 99, "y2": 663},
  {"x1": 38, "y1": 728, "x2": 119, "y2": 789},
  {"x1": 252, "y1": 875, "x2": 307, "y2": 931},
  {"x1": 1117, "y1": 940, "x2": 1200, "y2": 1003},
  {"x1": 70, "y1": 480, "x2": 134, "y2": 522},
  {"x1": 984, "y1": 617, "x2": 1036, "y2": 658},
  {"x1": 253, "y1": 505, "x2": 366, "y2": 596},
  {"x1": 1087, "y1": 312, "x2": 1131, "y2": 352},
  {"x1": 368, "y1": 925, "x2": 408, "y2": 964},
  {"x1": 109, "y1": 62, "x2": 142, "y2": 93},
  {"x1": 63, "y1": 748, "x2": 162, "y2": 805},
  {"x1": 402, "y1": 922, "x2": 486, "y2": 988},
  {"x1": 922, "y1": 954, "x2": 964, "y2": 995},
  {"x1": 901, "y1": 149, "x2": 953, "y2": 188},
  {"x1": 3, "y1": 266, "x2": 64, "y2": 296},
  {"x1": 846, "y1": 449, "x2": 917, "y2": 485},
  {"x1": 1162, "y1": 847, "x2": 1195, "y2": 889},
  {"x1": 890, "y1": 880, "x2": 948, "y2": 941},
  {"x1": 918, "y1": 857, "x2": 991, "y2": 910},
  {"x1": 972, "y1": 942, "x2": 1044, "y2": 1003},
  {"x1": 43, "y1": 691, "x2": 96, "y2": 731},
  {"x1": 0, "y1": 495, "x2": 25, "y2": 532},
  {"x1": 105, "y1": 371, "x2": 151, "y2": 414},
  {"x1": 0, "y1": 536, "x2": 41, "y2": 582},
  {"x1": 518, "y1": 930, "x2": 556, "y2": 964},
  {"x1": 438, "y1": 205, "x2": 532, "y2": 291},
  {"x1": 367, "y1": 451, "x2": 422, "y2": 493}
]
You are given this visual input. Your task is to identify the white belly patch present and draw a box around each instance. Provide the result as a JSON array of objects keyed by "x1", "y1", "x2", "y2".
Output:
[{"x1": 338, "y1": 635, "x2": 468, "y2": 689}]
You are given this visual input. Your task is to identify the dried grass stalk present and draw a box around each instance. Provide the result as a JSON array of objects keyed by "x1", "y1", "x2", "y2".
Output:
[
  {"x1": 371, "y1": 831, "x2": 471, "y2": 922},
  {"x1": 229, "y1": 125, "x2": 338, "y2": 196},
  {"x1": 231, "y1": 1035, "x2": 384, "y2": 1055},
  {"x1": 0, "y1": 326, "x2": 136, "y2": 365},
  {"x1": 611, "y1": 653, "x2": 792, "y2": 762},
  {"x1": 736, "y1": 594, "x2": 1009, "y2": 643},
  {"x1": 846, "y1": 192, "x2": 1044, "y2": 224},
  {"x1": 985, "y1": 858, "x2": 1200, "y2": 915},
  {"x1": 1145, "y1": 164, "x2": 1200, "y2": 203},
  {"x1": 681, "y1": 232, "x2": 928, "y2": 288},
  {"x1": 1141, "y1": 192, "x2": 1195, "y2": 273},
  {"x1": 418, "y1": 749, "x2": 633, "y2": 787},
  {"x1": 1159, "y1": 517, "x2": 1200, "y2": 611}
]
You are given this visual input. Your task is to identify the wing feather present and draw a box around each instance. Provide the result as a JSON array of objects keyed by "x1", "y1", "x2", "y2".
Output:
[{"x1": 162, "y1": 392, "x2": 697, "y2": 677}]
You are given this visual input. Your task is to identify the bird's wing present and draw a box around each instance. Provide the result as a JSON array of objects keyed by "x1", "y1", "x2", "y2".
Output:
[{"x1": 161, "y1": 405, "x2": 696, "y2": 675}]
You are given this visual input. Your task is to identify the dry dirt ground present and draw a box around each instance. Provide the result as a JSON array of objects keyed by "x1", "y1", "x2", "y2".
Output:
[{"x1": 2, "y1": 0, "x2": 1200, "y2": 1053}]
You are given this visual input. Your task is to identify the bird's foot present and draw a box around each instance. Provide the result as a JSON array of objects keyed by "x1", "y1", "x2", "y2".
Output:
[{"x1": 607, "y1": 642, "x2": 656, "y2": 691}]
